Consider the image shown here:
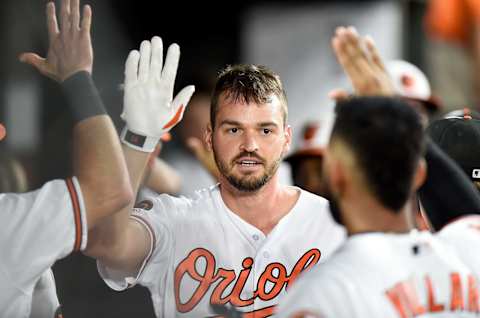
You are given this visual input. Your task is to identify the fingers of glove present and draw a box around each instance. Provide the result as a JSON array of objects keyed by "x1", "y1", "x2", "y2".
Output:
[
  {"x1": 161, "y1": 43, "x2": 180, "y2": 94},
  {"x1": 162, "y1": 85, "x2": 195, "y2": 130},
  {"x1": 124, "y1": 49, "x2": 140, "y2": 86},
  {"x1": 150, "y1": 36, "x2": 164, "y2": 80},
  {"x1": 138, "y1": 40, "x2": 151, "y2": 82}
]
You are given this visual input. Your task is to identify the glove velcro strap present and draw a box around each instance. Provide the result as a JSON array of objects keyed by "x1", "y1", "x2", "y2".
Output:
[{"x1": 120, "y1": 127, "x2": 159, "y2": 153}]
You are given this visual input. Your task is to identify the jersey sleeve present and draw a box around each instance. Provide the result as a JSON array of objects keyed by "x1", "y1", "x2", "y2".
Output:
[
  {"x1": 97, "y1": 194, "x2": 188, "y2": 291},
  {"x1": 30, "y1": 269, "x2": 60, "y2": 318},
  {"x1": 0, "y1": 177, "x2": 87, "y2": 289}
]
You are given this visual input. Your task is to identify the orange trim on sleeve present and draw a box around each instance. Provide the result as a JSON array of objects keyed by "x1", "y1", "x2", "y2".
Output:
[
  {"x1": 128, "y1": 214, "x2": 156, "y2": 288},
  {"x1": 66, "y1": 178, "x2": 83, "y2": 252}
]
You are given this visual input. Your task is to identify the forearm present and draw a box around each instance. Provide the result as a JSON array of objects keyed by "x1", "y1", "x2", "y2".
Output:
[
  {"x1": 62, "y1": 72, "x2": 132, "y2": 227},
  {"x1": 418, "y1": 140, "x2": 480, "y2": 230},
  {"x1": 84, "y1": 144, "x2": 150, "y2": 269},
  {"x1": 144, "y1": 157, "x2": 181, "y2": 194}
]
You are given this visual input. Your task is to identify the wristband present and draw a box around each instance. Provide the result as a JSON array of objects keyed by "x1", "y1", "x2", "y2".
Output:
[
  {"x1": 61, "y1": 71, "x2": 106, "y2": 123},
  {"x1": 120, "y1": 127, "x2": 158, "y2": 152}
]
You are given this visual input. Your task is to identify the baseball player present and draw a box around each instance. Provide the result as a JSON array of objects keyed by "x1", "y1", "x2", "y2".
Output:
[
  {"x1": 277, "y1": 96, "x2": 479, "y2": 318},
  {"x1": 330, "y1": 24, "x2": 480, "y2": 282},
  {"x1": 0, "y1": 0, "x2": 132, "y2": 316},
  {"x1": 419, "y1": 113, "x2": 480, "y2": 279},
  {"x1": 82, "y1": 36, "x2": 346, "y2": 316}
]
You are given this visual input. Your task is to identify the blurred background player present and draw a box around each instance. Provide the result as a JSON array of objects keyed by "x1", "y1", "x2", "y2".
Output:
[
  {"x1": 424, "y1": 0, "x2": 480, "y2": 111},
  {"x1": 420, "y1": 111, "x2": 480, "y2": 279},
  {"x1": 285, "y1": 120, "x2": 330, "y2": 197}
]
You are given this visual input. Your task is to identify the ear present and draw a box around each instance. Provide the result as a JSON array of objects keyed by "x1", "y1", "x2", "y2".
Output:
[
  {"x1": 324, "y1": 149, "x2": 346, "y2": 198},
  {"x1": 330, "y1": 157, "x2": 347, "y2": 198},
  {"x1": 205, "y1": 123, "x2": 213, "y2": 151},
  {"x1": 413, "y1": 158, "x2": 427, "y2": 191},
  {"x1": 283, "y1": 124, "x2": 293, "y2": 154}
]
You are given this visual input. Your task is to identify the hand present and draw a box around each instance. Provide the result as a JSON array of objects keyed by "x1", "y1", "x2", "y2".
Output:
[
  {"x1": 186, "y1": 137, "x2": 220, "y2": 180},
  {"x1": 121, "y1": 37, "x2": 195, "y2": 138},
  {"x1": 330, "y1": 26, "x2": 395, "y2": 98},
  {"x1": 19, "y1": 0, "x2": 93, "y2": 82}
]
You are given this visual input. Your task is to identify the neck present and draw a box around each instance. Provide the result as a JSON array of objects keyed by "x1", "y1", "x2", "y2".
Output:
[
  {"x1": 339, "y1": 193, "x2": 414, "y2": 236},
  {"x1": 219, "y1": 173, "x2": 299, "y2": 235}
]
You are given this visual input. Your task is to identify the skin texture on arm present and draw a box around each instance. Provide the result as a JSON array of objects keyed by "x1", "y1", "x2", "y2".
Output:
[
  {"x1": 144, "y1": 156, "x2": 182, "y2": 195},
  {"x1": 19, "y1": 0, "x2": 132, "y2": 228},
  {"x1": 86, "y1": 145, "x2": 151, "y2": 274}
]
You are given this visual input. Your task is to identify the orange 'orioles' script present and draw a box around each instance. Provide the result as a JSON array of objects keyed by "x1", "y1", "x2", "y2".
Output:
[
  {"x1": 174, "y1": 248, "x2": 321, "y2": 316},
  {"x1": 386, "y1": 273, "x2": 480, "y2": 317}
]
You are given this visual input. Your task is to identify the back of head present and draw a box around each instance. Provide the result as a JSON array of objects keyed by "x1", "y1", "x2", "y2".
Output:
[
  {"x1": 331, "y1": 97, "x2": 425, "y2": 210},
  {"x1": 210, "y1": 64, "x2": 288, "y2": 128},
  {"x1": 427, "y1": 115, "x2": 480, "y2": 187}
]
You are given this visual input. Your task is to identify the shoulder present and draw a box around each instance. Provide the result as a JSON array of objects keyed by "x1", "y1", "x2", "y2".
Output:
[
  {"x1": 133, "y1": 184, "x2": 221, "y2": 220},
  {"x1": 279, "y1": 259, "x2": 354, "y2": 317}
]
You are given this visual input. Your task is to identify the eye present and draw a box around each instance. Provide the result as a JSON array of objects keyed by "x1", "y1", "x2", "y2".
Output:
[
  {"x1": 229, "y1": 127, "x2": 239, "y2": 134},
  {"x1": 262, "y1": 128, "x2": 272, "y2": 135}
]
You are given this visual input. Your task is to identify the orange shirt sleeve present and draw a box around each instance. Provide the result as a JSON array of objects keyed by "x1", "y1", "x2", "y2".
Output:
[
  {"x1": 466, "y1": 0, "x2": 480, "y2": 21},
  {"x1": 424, "y1": 0, "x2": 469, "y2": 45}
]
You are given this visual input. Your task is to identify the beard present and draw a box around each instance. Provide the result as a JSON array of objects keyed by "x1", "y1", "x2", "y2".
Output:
[{"x1": 213, "y1": 148, "x2": 282, "y2": 192}]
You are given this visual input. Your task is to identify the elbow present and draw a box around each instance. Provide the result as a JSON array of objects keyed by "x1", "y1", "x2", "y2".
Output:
[
  {"x1": 111, "y1": 179, "x2": 134, "y2": 211},
  {"x1": 83, "y1": 177, "x2": 133, "y2": 223}
]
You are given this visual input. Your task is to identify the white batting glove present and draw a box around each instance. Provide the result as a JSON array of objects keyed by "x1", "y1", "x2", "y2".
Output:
[{"x1": 120, "y1": 36, "x2": 195, "y2": 152}]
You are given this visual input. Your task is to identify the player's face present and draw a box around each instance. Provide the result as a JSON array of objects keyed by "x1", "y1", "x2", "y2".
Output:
[{"x1": 207, "y1": 93, "x2": 291, "y2": 192}]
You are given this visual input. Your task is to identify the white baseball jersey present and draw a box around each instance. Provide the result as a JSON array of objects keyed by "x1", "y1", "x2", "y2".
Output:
[
  {"x1": 0, "y1": 178, "x2": 87, "y2": 318},
  {"x1": 277, "y1": 230, "x2": 480, "y2": 318},
  {"x1": 437, "y1": 215, "x2": 480, "y2": 279},
  {"x1": 98, "y1": 185, "x2": 345, "y2": 317},
  {"x1": 30, "y1": 269, "x2": 61, "y2": 318}
]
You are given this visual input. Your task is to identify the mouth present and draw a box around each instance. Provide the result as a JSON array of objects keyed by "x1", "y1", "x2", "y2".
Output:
[{"x1": 235, "y1": 158, "x2": 263, "y2": 167}]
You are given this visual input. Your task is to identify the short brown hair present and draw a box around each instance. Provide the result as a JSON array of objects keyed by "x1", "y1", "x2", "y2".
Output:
[{"x1": 210, "y1": 64, "x2": 288, "y2": 129}]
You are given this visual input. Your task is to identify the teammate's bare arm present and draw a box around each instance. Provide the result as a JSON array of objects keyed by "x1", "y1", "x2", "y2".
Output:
[
  {"x1": 19, "y1": 0, "x2": 132, "y2": 228},
  {"x1": 84, "y1": 37, "x2": 194, "y2": 274}
]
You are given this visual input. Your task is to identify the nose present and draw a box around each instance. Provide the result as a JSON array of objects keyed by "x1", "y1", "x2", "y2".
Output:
[{"x1": 240, "y1": 131, "x2": 259, "y2": 153}]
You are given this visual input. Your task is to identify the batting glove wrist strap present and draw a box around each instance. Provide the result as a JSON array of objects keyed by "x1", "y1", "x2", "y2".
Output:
[{"x1": 120, "y1": 126, "x2": 158, "y2": 153}]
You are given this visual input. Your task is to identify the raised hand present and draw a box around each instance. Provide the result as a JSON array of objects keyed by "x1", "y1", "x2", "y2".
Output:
[
  {"x1": 19, "y1": 0, "x2": 93, "y2": 82},
  {"x1": 330, "y1": 26, "x2": 395, "y2": 99},
  {"x1": 121, "y1": 36, "x2": 195, "y2": 142}
]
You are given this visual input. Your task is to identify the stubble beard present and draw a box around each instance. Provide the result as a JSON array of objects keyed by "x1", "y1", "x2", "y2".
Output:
[{"x1": 213, "y1": 147, "x2": 282, "y2": 192}]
